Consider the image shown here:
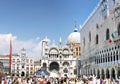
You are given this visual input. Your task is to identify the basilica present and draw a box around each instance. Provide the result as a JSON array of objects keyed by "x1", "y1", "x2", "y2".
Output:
[{"x1": 40, "y1": 27, "x2": 80, "y2": 78}]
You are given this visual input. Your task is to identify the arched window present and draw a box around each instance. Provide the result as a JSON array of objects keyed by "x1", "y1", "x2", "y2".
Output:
[
  {"x1": 103, "y1": 55, "x2": 105, "y2": 63},
  {"x1": 89, "y1": 32, "x2": 91, "y2": 42},
  {"x1": 106, "y1": 56, "x2": 107, "y2": 62},
  {"x1": 116, "y1": 51, "x2": 118, "y2": 60},
  {"x1": 63, "y1": 68, "x2": 68, "y2": 73},
  {"x1": 113, "y1": 52, "x2": 115, "y2": 61},
  {"x1": 111, "y1": 52, "x2": 112, "y2": 62},
  {"x1": 101, "y1": 55, "x2": 103, "y2": 63},
  {"x1": 83, "y1": 37, "x2": 85, "y2": 46},
  {"x1": 118, "y1": 24, "x2": 120, "y2": 36},
  {"x1": 96, "y1": 34, "x2": 99, "y2": 44},
  {"x1": 106, "y1": 29, "x2": 110, "y2": 40},
  {"x1": 43, "y1": 63, "x2": 47, "y2": 69},
  {"x1": 108, "y1": 53, "x2": 110, "y2": 62}
]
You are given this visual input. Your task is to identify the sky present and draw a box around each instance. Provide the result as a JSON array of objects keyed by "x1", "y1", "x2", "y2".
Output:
[{"x1": 0, "y1": 0, "x2": 99, "y2": 60}]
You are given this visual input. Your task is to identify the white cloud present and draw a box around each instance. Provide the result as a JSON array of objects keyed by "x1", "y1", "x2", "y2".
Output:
[{"x1": 0, "y1": 34, "x2": 46, "y2": 61}]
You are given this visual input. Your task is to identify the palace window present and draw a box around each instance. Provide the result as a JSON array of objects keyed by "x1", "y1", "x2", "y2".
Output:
[
  {"x1": 83, "y1": 37, "x2": 85, "y2": 46},
  {"x1": 96, "y1": 24, "x2": 99, "y2": 29},
  {"x1": 106, "y1": 56, "x2": 107, "y2": 62},
  {"x1": 118, "y1": 24, "x2": 120, "y2": 36},
  {"x1": 108, "y1": 53, "x2": 110, "y2": 62},
  {"x1": 106, "y1": 29, "x2": 110, "y2": 40},
  {"x1": 113, "y1": 52, "x2": 115, "y2": 61},
  {"x1": 116, "y1": 51, "x2": 119, "y2": 60},
  {"x1": 89, "y1": 32, "x2": 91, "y2": 42},
  {"x1": 111, "y1": 56, "x2": 113, "y2": 62},
  {"x1": 96, "y1": 34, "x2": 99, "y2": 44},
  {"x1": 103, "y1": 55, "x2": 104, "y2": 63},
  {"x1": 101, "y1": 55, "x2": 102, "y2": 63}
]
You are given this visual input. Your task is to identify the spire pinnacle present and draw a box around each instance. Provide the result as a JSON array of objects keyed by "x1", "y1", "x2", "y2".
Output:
[
  {"x1": 74, "y1": 20, "x2": 78, "y2": 32},
  {"x1": 59, "y1": 37, "x2": 62, "y2": 43},
  {"x1": 74, "y1": 20, "x2": 77, "y2": 28}
]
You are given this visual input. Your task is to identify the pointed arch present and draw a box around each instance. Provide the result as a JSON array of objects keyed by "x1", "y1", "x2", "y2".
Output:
[
  {"x1": 96, "y1": 34, "x2": 99, "y2": 44},
  {"x1": 101, "y1": 69, "x2": 105, "y2": 79},
  {"x1": 89, "y1": 32, "x2": 91, "y2": 42},
  {"x1": 118, "y1": 67, "x2": 120, "y2": 78},
  {"x1": 111, "y1": 68, "x2": 115, "y2": 79},
  {"x1": 106, "y1": 68, "x2": 110, "y2": 78},
  {"x1": 97, "y1": 69, "x2": 100, "y2": 78},
  {"x1": 94, "y1": 68, "x2": 96, "y2": 75},
  {"x1": 43, "y1": 63, "x2": 47, "y2": 69},
  {"x1": 106, "y1": 28, "x2": 110, "y2": 40}
]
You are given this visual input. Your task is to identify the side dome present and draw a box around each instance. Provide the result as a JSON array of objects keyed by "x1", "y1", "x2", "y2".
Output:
[{"x1": 67, "y1": 28, "x2": 80, "y2": 45}]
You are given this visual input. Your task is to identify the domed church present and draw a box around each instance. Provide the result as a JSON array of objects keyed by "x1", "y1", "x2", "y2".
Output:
[{"x1": 40, "y1": 27, "x2": 80, "y2": 78}]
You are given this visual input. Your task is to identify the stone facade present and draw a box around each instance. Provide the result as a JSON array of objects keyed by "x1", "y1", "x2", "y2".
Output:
[
  {"x1": 80, "y1": 0, "x2": 120, "y2": 79},
  {"x1": 0, "y1": 49, "x2": 34, "y2": 77},
  {"x1": 40, "y1": 28, "x2": 80, "y2": 78}
]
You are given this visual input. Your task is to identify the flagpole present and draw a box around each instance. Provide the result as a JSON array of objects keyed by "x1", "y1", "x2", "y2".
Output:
[{"x1": 9, "y1": 38, "x2": 12, "y2": 75}]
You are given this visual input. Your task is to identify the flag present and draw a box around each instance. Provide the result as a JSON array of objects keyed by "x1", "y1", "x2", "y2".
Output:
[
  {"x1": 109, "y1": 39, "x2": 112, "y2": 43},
  {"x1": 9, "y1": 38, "x2": 12, "y2": 74},
  {"x1": 109, "y1": 31, "x2": 118, "y2": 43},
  {"x1": 111, "y1": 33, "x2": 115, "y2": 39}
]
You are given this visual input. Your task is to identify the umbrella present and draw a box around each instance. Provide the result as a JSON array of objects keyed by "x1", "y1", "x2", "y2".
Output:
[{"x1": 36, "y1": 69, "x2": 50, "y2": 76}]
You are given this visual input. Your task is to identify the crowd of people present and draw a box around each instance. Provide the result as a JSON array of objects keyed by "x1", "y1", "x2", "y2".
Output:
[{"x1": 1, "y1": 75, "x2": 120, "y2": 84}]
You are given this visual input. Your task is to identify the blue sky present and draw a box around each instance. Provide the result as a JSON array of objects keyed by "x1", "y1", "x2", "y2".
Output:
[
  {"x1": 0, "y1": 0, "x2": 99, "y2": 42},
  {"x1": 0, "y1": 0, "x2": 99, "y2": 59}
]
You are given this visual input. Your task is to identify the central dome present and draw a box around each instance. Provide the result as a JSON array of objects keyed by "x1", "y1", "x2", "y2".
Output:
[{"x1": 67, "y1": 28, "x2": 80, "y2": 45}]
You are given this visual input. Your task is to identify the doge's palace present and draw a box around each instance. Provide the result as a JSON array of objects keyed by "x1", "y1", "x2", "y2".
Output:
[{"x1": 80, "y1": 0, "x2": 120, "y2": 79}]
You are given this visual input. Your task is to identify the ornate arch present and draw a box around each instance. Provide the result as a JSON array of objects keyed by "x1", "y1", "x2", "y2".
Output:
[
  {"x1": 49, "y1": 48, "x2": 58, "y2": 54},
  {"x1": 49, "y1": 62, "x2": 59, "y2": 71},
  {"x1": 97, "y1": 69, "x2": 100, "y2": 78},
  {"x1": 111, "y1": 68, "x2": 115, "y2": 79},
  {"x1": 63, "y1": 61, "x2": 69, "y2": 66},
  {"x1": 101, "y1": 69, "x2": 105, "y2": 79},
  {"x1": 106, "y1": 68, "x2": 110, "y2": 78}
]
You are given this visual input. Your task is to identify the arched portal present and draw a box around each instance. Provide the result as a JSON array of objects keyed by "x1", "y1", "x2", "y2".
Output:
[
  {"x1": 97, "y1": 69, "x2": 100, "y2": 78},
  {"x1": 49, "y1": 62, "x2": 59, "y2": 71},
  {"x1": 118, "y1": 67, "x2": 120, "y2": 78},
  {"x1": 106, "y1": 68, "x2": 110, "y2": 78},
  {"x1": 93, "y1": 68, "x2": 96, "y2": 75},
  {"x1": 101, "y1": 69, "x2": 105, "y2": 79},
  {"x1": 111, "y1": 68, "x2": 115, "y2": 79}
]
